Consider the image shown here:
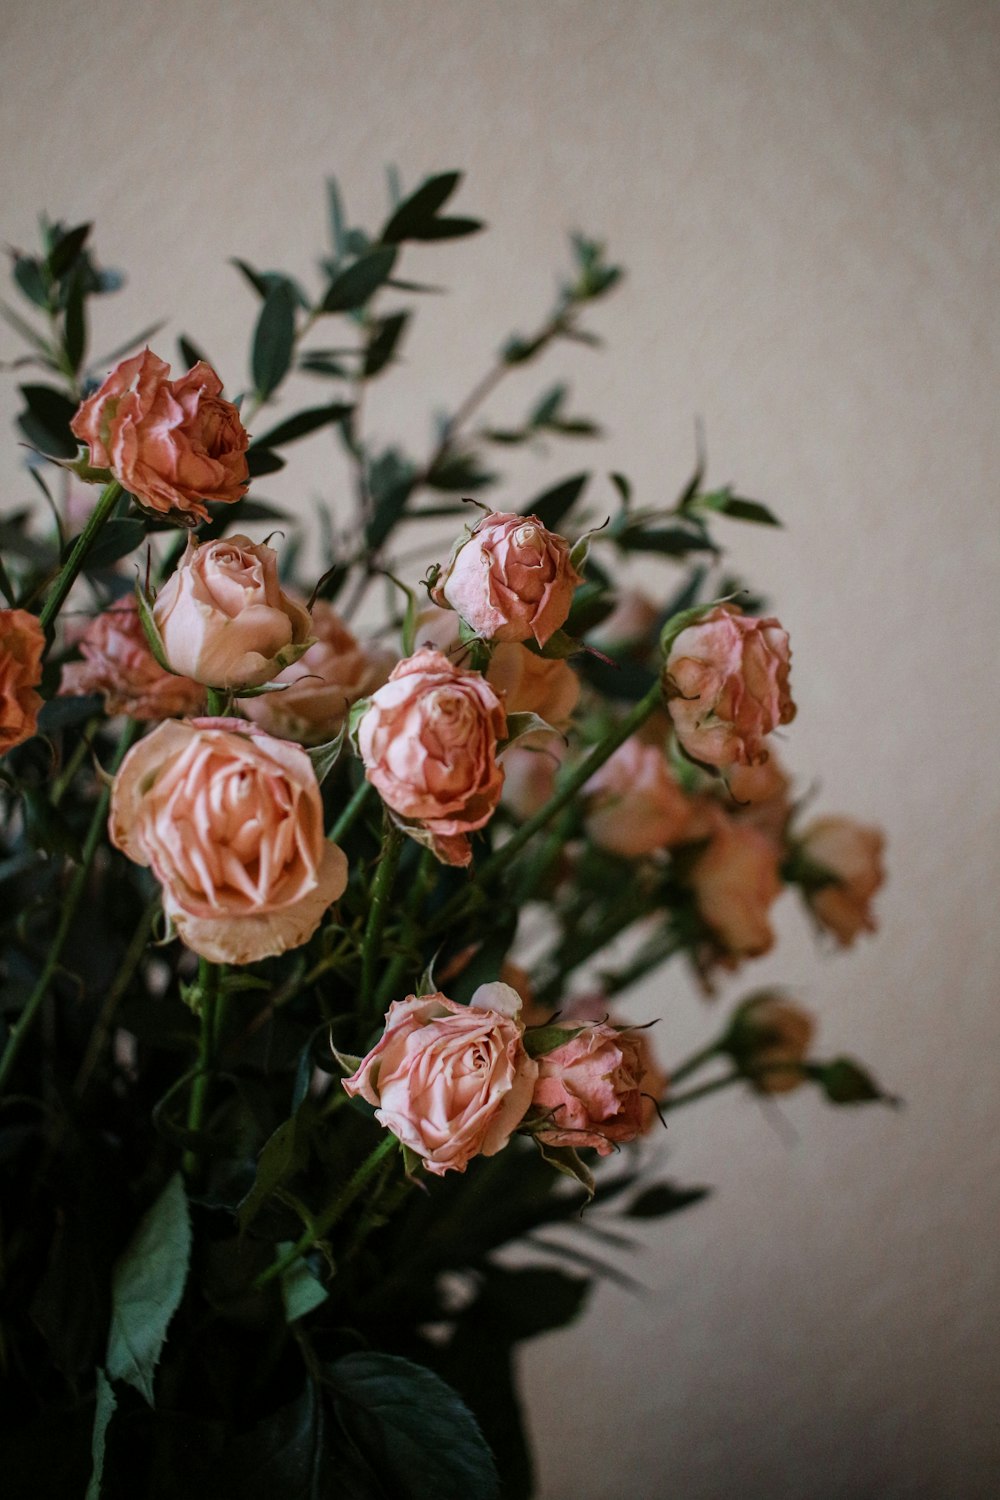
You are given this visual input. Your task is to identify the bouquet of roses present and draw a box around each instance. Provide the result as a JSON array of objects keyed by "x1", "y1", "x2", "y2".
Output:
[{"x1": 0, "y1": 171, "x2": 889, "y2": 1499}]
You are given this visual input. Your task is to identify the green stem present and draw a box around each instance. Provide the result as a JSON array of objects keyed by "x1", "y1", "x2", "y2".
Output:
[
  {"x1": 663, "y1": 1071, "x2": 741, "y2": 1112},
  {"x1": 182, "y1": 959, "x2": 226, "y2": 1179},
  {"x1": 534, "y1": 892, "x2": 658, "y2": 1011},
  {"x1": 329, "y1": 777, "x2": 373, "y2": 844},
  {"x1": 360, "y1": 820, "x2": 404, "y2": 1016},
  {"x1": 39, "y1": 480, "x2": 122, "y2": 633},
  {"x1": 602, "y1": 928, "x2": 681, "y2": 999},
  {"x1": 255, "y1": 1134, "x2": 398, "y2": 1289},
  {"x1": 0, "y1": 718, "x2": 139, "y2": 1095},
  {"x1": 668, "y1": 1038, "x2": 722, "y2": 1087},
  {"x1": 374, "y1": 848, "x2": 435, "y2": 1010},
  {"x1": 206, "y1": 687, "x2": 229, "y2": 716}
]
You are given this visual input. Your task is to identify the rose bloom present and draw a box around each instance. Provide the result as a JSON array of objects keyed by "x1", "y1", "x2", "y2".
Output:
[
  {"x1": 432, "y1": 510, "x2": 582, "y2": 647},
  {"x1": 109, "y1": 718, "x2": 348, "y2": 965},
  {"x1": 689, "y1": 813, "x2": 783, "y2": 958},
  {"x1": 243, "y1": 602, "x2": 394, "y2": 745},
  {"x1": 70, "y1": 350, "x2": 248, "y2": 523},
  {"x1": 343, "y1": 982, "x2": 537, "y2": 1175},
  {"x1": 0, "y1": 609, "x2": 45, "y2": 753},
  {"x1": 731, "y1": 994, "x2": 815, "y2": 1094},
  {"x1": 60, "y1": 596, "x2": 205, "y2": 721},
  {"x1": 583, "y1": 737, "x2": 693, "y2": 858},
  {"x1": 356, "y1": 647, "x2": 506, "y2": 867},
  {"x1": 531, "y1": 1021, "x2": 648, "y2": 1155},
  {"x1": 486, "y1": 642, "x2": 580, "y2": 731},
  {"x1": 665, "y1": 604, "x2": 795, "y2": 768},
  {"x1": 153, "y1": 534, "x2": 313, "y2": 690},
  {"x1": 560, "y1": 992, "x2": 668, "y2": 1131},
  {"x1": 799, "y1": 815, "x2": 886, "y2": 945}
]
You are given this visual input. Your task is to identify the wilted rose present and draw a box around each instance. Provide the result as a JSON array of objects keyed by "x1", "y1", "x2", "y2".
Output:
[
  {"x1": 343, "y1": 982, "x2": 537, "y2": 1175},
  {"x1": 0, "y1": 609, "x2": 45, "y2": 753},
  {"x1": 486, "y1": 642, "x2": 579, "y2": 731},
  {"x1": 109, "y1": 718, "x2": 348, "y2": 964},
  {"x1": 153, "y1": 535, "x2": 313, "y2": 690},
  {"x1": 243, "y1": 602, "x2": 394, "y2": 745},
  {"x1": 665, "y1": 605, "x2": 795, "y2": 768},
  {"x1": 356, "y1": 648, "x2": 506, "y2": 867},
  {"x1": 728, "y1": 993, "x2": 815, "y2": 1094},
  {"x1": 584, "y1": 738, "x2": 693, "y2": 857},
  {"x1": 689, "y1": 813, "x2": 783, "y2": 957},
  {"x1": 726, "y1": 754, "x2": 792, "y2": 843},
  {"x1": 799, "y1": 816, "x2": 885, "y2": 945},
  {"x1": 530, "y1": 1021, "x2": 648, "y2": 1155},
  {"x1": 70, "y1": 350, "x2": 248, "y2": 523},
  {"x1": 60, "y1": 596, "x2": 204, "y2": 720},
  {"x1": 432, "y1": 510, "x2": 582, "y2": 646}
]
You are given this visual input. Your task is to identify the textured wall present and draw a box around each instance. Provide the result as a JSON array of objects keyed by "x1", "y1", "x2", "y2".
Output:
[{"x1": 2, "y1": 2, "x2": 998, "y2": 1496}]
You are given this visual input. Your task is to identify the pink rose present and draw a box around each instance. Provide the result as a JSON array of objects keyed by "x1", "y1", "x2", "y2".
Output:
[
  {"x1": 356, "y1": 648, "x2": 506, "y2": 867},
  {"x1": 0, "y1": 609, "x2": 45, "y2": 753},
  {"x1": 59, "y1": 596, "x2": 205, "y2": 721},
  {"x1": 728, "y1": 993, "x2": 815, "y2": 1094},
  {"x1": 689, "y1": 814, "x2": 782, "y2": 957},
  {"x1": 486, "y1": 642, "x2": 580, "y2": 731},
  {"x1": 243, "y1": 602, "x2": 394, "y2": 745},
  {"x1": 665, "y1": 605, "x2": 795, "y2": 768},
  {"x1": 583, "y1": 738, "x2": 693, "y2": 857},
  {"x1": 152, "y1": 535, "x2": 313, "y2": 690},
  {"x1": 799, "y1": 816, "x2": 885, "y2": 945},
  {"x1": 70, "y1": 350, "x2": 249, "y2": 523},
  {"x1": 432, "y1": 510, "x2": 582, "y2": 646},
  {"x1": 109, "y1": 718, "x2": 348, "y2": 964},
  {"x1": 560, "y1": 993, "x2": 668, "y2": 1131},
  {"x1": 343, "y1": 982, "x2": 538, "y2": 1175},
  {"x1": 530, "y1": 1022, "x2": 647, "y2": 1155}
]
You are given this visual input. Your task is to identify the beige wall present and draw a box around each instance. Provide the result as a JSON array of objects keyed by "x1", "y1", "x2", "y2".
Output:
[{"x1": 3, "y1": 2, "x2": 998, "y2": 1495}]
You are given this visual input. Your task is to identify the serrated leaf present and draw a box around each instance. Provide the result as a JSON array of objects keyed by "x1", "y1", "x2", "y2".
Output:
[
  {"x1": 321, "y1": 246, "x2": 398, "y2": 313},
  {"x1": 251, "y1": 403, "x2": 353, "y2": 450},
  {"x1": 85, "y1": 1368, "x2": 116, "y2": 1500},
  {"x1": 252, "y1": 281, "x2": 297, "y2": 399},
  {"x1": 381, "y1": 171, "x2": 462, "y2": 242},
  {"x1": 106, "y1": 1172, "x2": 191, "y2": 1406},
  {"x1": 238, "y1": 1115, "x2": 309, "y2": 1234}
]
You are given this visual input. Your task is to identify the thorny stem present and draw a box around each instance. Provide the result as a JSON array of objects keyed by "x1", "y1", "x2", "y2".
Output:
[{"x1": 360, "y1": 819, "x2": 405, "y2": 1017}]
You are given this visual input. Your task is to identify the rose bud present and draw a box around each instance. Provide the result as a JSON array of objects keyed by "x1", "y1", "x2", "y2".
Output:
[
  {"x1": 356, "y1": 647, "x2": 506, "y2": 867},
  {"x1": 664, "y1": 604, "x2": 795, "y2": 768},
  {"x1": 431, "y1": 510, "x2": 582, "y2": 646},
  {"x1": 70, "y1": 350, "x2": 249, "y2": 523},
  {"x1": 59, "y1": 596, "x2": 205, "y2": 721},
  {"x1": 109, "y1": 718, "x2": 348, "y2": 965},
  {"x1": 530, "y1": 1021, "x2": 648, "y2": 1155},
  {"x1": 152, "y1": 534, "x2": 313, "y2": 690},
  {"x1": 486, "y1": 642, "x2": 580, "y2": 731},
  {"x1": 798, "y1": 816, "x2": 886, "y2": 945},
  {"x1": 688, "y1": 813, "x2": 783, "y2": 958},
  {"x1": 0, "y1": 609, "x2": 45, "y2": 753},
  {"x1": 726, "y1": 993, "x2": 815, "y2": 1094},
  {"x1": 583, "y1": 737, "x2": 694, "y2": 858},
  {"x1": 243, "y1": 602, "x2": 395, "y2": 745},
  {"x1": 343, "y1": 982, "x2": 538, "y2": 1175}
]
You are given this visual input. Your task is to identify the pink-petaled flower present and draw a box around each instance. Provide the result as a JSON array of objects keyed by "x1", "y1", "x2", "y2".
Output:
[
  {"x1": 153, "y1": 535, "x2": 313, "y2": 690},
  {"x1": 486, "y1": 642, "x2": 580, "y2": 731},
  {"x1": 0, "y1": 609, "x2": 45, "y2": 753},
  {"x1": 799, "y1": 816, "x2": 886, "y2": 945},
  {"x1": 431, "y1": 510, "x2": 582, "y2": 646},
  {"x1": 356, "y1": 647, "x2": 506, "y2": 867},
  {"x1": 109, "y1": 718, "x2": 348, "y2": 965},
  {"x1": 342, "y1": 983, "x2": 537, "y2": 1175},
  {"x1": 729, "y1": 993, "x2": 815, "y2": 1094},
  {"x1": 530, "y1": 1022, "x2": 648, "y2": 1155},
  {"x1": 726, "y1": 754, "x2": 792, "y2": 843},
  {"x1": 665, "y1": 605, "x2": 795, "y2": 768},
  {"x1": 70, "y1": 350, "x2": 249, "y2": 523},
  {"x1": 59, "y1": 596, "x2": 205, "y2": 721},
  {"x1": 243, "y1": 602, "x2": 394, "y2": 745},
  {"x1": 500, "y1": 743, "x2": 562, "y2": 821},
  {"x1": 583, "y1": 737, "x2": 693, "y2": 857},
  {"x1": 689, "y1": 813, "x2": 783, "y2": 958}
]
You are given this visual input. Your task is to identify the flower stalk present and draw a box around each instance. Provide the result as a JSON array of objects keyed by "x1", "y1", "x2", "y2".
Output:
[{"x1": 39, "y1": 479, "x2": 122, "y2": 632}]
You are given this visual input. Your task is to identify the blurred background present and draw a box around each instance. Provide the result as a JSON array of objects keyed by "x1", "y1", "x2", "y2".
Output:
[{"x1": 2, "y1": 2, "x2": 998, "y2": 1495}]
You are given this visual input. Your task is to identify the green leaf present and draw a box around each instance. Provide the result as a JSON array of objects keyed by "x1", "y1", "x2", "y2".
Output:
[
  {"x1": 252, "y1": 281, "x2": 297, "y2": 399},
  {"x1": 501, "y1": 712, "x2": 562, "y2": 750},
  {"x1": 82, "y1": 516, "x2": 145, "y2": 570},
  {"x1": 134, "y1": 583, "x2": 174, "y2": 674},
  {"x1": 281, "y1": 1253, "x2": 329, "y2": 1324},
  {"x1": 522, "y1": 473, "x2": 588, "y2": 529},
  {"x1": 696, "y1": 488, "x2": 781, "y2": 527},
  {"x1": 47, "y1": 222, "x2": 91, "y2": 280},
  {"x1": 522, "y1": 1024, "x2": 581, "y2": 1059},
  {"x1": 411, "y1": 216, "x2": 483, "y2": 241},
  {"x1": 178, "y1": 333, "x2": 209, "y2": 368},
  {"x1": 18, "y1": 382, "x2": 79, "y2": 458},
  {"x1": 238, "y1": 1114, "x2": 309, "y2": 1234},
  {"x1": 529, "y1": 383, "x2": 566, "y2": 426},
  {"x1": 625, "y1": 1182, "x2": 710, "y2": 1218},
  {"x1": 327, "y1": 176, "x2": 347, "y2": 256},
  {"x1": 85, "y1": 1368, "x2": 116, "y2": 1500},
  {"x1": 813, "y1": 1057, "x2": 898, "y2": 1106},
  {"x1": 251, "y1": 403, "x2": 353, "y2": 450},
  {"x1": 14, "y1": 255, "x2": 49, "y2": 308},
  {"x1": 321, "y1": 246, "x2": 398, "y2": 313},
  {"x1": 364, "y1": 311, "x2": 409, "y2": 377},
  {"x1": 381, "y1": 171, "x2": 462, "y2": 242},
  {"x1": 246, "y1": 448, "x2": 286, "y2": 478},
  {"x1": 534, "y1": 1140, "x2": 595, "y2": 1199},
  {"x1": 327, "y1": 1353, "x2": 500, "y2": 1500},
  {"x1": 105, "y1": 1172, "x2": 192, "y2": 1406},
  {"x1": 64, "y1": 273, "x2": 87, "y2": 373},
  {"x1": 91, "y1": 320, "x2": 167, "y2": 369},
  {"x1": 304, "y1": 721, "x2": 347, "y2": 786}
]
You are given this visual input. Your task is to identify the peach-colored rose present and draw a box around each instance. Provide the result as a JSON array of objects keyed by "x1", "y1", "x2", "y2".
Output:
[
  {"x1": 343, "y1": 982, "x2": 537, "y2": 1175},
  {"x1": 799, "y1": 816, "x2": 886, "y2": 945},
  {"x1": 486, "y1": 642, "x2": 579, "y2": 731},
  {"x1": 243, "y1": 602, "x2": 394, "y2": 745},
  {"x1": 665, "y1": 605, "x2": 795, "y2": 768},
  {"x1": 0, "y1": 609, "x2": 45, "y2": 753},
  {"x1": 583, "y1": 738, "x2": 693, "y2": 857},
  {"x1": 70, "y1": 350, "x2": 249, "y2": 523},
  {"x1": 500, "y1": 743, "x2": 562, "y2": 821},
  {"x1": 726, "y1": 754, "x2": 792, "y2": 843},
  {"x1": 432, "y1": 510, "x2": 582, "y2": 646},
  {"x1": 560, "y1": 992, "x2": 667, "y2": 1131},
  {"x1": 530, "y1": 1021, "x2": 647, "y2": 1155},
  {"x1": 109, "y1": 718, "x2": 348, "y2": 964},
  {"x1": 356, "y1": 647, "x2": 506, "y2": 867},
  {"x1": 689, "y1": 814, "x2": 783, "y2": 957},
  {"x1": 729, "y1": 993, "x2": 815, "y2": 1094},
  {"x1": 59, "y1": 596, "x2": 205, "y2": 721},
  {"x1": 153, "y1": 535, "x2": 313, "y2": 690}
]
